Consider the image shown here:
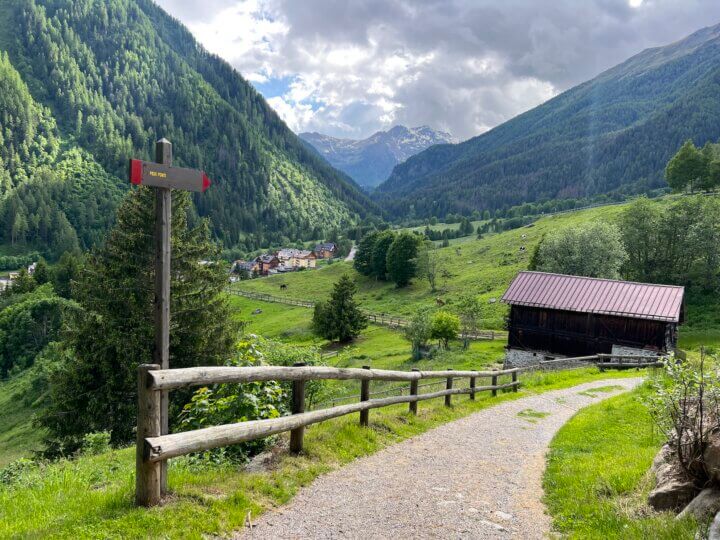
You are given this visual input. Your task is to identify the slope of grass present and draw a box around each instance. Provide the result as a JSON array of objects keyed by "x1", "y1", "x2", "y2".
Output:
[
  {"x1": 1, "y1": 368, "x2": 640, "y2": 539},
  {"x1": 0, "y1": 370, "x2": 46, "y2": 467},
  {"x1": 231, "y1": 198, "x2": 717, "y2": 350},
  {"x1": 543, "y1": 384, "x2": 696, "y2": 539},
  {"x1": 231, "y1": 203, "x2": 631, "y2": 329}
]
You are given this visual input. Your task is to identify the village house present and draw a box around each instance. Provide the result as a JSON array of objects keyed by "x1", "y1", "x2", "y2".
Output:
[
  {"x1": 313, "y1": 242, "x2": 337, "y2": 259},
  {"x1": 255, "y1": 254, "x2": 280, "y2": 276},
  {"x1": 231, "y1": 259, "x2": 260, "y2": 276},
  {"x1": 276, "y1": 248, "x2": 317, "y2": 269},
  {"x1": 501, "y1": 271, "x2": 685, "y2": 367}
]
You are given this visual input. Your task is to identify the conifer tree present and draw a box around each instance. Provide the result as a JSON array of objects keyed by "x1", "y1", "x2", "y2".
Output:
[
  {"x1": 386, "y1": 232, "x2": 420, "y2": 287},
  {"x1": 312, "y1": 275, "x2": 367, "y2": 342},
  {"x1": 40, "y1": 188, "x2": 239, "y2": 452}
]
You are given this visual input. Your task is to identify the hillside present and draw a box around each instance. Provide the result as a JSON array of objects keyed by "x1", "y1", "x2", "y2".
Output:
[
  {"x1": 230, "y1": 196, "x2": 718, "y2": 349},
  {"x1": 300, "y1": 125, "x2": 454, "y2": 189},
  {"x1": 0, "y1": 0, "x2": 376, "y2": 253},
  {"x1": 374, "y1": 23, "x2": 720, "y2": 218}
]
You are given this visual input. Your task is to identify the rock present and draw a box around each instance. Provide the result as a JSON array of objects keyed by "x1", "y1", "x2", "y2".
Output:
[
  {"x1": 705, "y1": 431, "x2": 720, "y2": 484},
  {"x1": 647, "y1": 444, "x2": 697, "y2": 511},
  {"x1": 678, "y1": 487, "x2": 720, "y2": 521},
  {"x1": 709, "y1": 511, "x2": 720, "y2": 540}
]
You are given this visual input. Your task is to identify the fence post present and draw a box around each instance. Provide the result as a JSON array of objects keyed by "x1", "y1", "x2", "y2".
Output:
[
  {"x1": 360, "y1": 365, "x2": 370, "y2": 426},
  {"x1": 410, "y1": 368, "x2": 419, "y2": 414},
  {"x1": 469, "y1": 376, "x2": 476, "y2": 400},
  {"x1": 512, "y1": 370, "x2": 518, "y2": 392},
  {"x1": 445, "y1": 368, "x2": 453, "y2": 407},
  {"x1": 136, "y1": 364, "x2": 161, "y2": 507},
  {"x1": 290, "y1": 362, "x2": 307, "y2": 454},
  {"x1": 491, "y1": 373, "x2": 498, "y2": 397}
]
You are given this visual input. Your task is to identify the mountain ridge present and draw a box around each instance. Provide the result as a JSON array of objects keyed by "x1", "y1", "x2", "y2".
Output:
[
  {"x1": 300, "y1": 125, "x2": 454, "y2": 188},
  {"x1": 0, "y1": 0, "x2": 376, "y2": 254},
  {"x1": 374, "y1": 22, "x2": 720, "y2": 218}
]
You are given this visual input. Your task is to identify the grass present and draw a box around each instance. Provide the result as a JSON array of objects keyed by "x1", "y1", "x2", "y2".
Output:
[
  {"x1": 0, "y1": 367, "x2": 641, "y2": 539},
  {"x1": 0, "y1": 370, "x2": 46, "y2": 467},
  {"x1": 543, "y1": 384, "x2": 696, "y2": 539},
  {"x1": 516, "y1": 408, "x2": 551, "y2": 423},
  {"x1": 577, "y1": 384, "x2": 625, "y2": 397},
  {"x1": 230, "y1": 202, "x2": 636, "y2": 329}
]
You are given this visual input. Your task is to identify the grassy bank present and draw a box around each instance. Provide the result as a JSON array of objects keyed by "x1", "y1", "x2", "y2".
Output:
[
  {"x1": 543, "y1": 384, "x2": 696, "y2": 539},
  {"x1": 0, "y1": 369, "x2": 46, "y2": 467},
  {"x1": 1, "y1": 368, "x2": 639, "y2": 539}
]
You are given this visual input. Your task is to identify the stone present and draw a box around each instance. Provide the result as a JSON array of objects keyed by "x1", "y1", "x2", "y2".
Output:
[
  {"x1": 647, "y1": 444, "x2": 697, "y2": 511},
  {"x1": 677, "y1": 487, "x2": 720, "y2": 521},
  {"x1": 705, "y1": 431, "x2": 720, "y2": 484}
]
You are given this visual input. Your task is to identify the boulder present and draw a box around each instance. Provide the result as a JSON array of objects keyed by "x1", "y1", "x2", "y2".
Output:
[
  {"x1": 705, "y1": 430, "x2": 720, "y2": 484},
  {"x1": 677, "y1": 487, "x2": 720, "y2": 521},
  {"x1": 647, "y1": 444, "x2": 697, "y2": 511}
]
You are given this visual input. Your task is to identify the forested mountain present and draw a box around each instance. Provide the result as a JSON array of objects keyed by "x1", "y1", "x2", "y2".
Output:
[
  {"x1": 0, "y1": 0, "x2": 375, "y2": 255},
  {"x1": 300, "y1": 126, "x2": 454, "y2": 189},
  {"x1": 0, "y1": 51, "x2": 124, "y2": 257},
  {"x1": 374, "y1": 23, "x2": 720, "y2": 218}
]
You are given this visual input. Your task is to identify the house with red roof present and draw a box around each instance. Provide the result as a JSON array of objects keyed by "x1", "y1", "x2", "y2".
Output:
[{"x1": 501, "y1": 271, "x2": 684, "y2": 365}]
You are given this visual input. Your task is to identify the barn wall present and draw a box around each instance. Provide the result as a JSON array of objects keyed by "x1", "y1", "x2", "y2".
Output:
[{"x1": 507, "y1": 305, "x2": 672, "y2": 357}]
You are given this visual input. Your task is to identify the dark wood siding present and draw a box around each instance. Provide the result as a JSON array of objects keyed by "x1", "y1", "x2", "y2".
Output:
[{"x1": 508, "y1": 305, "x2": 674, "y2": 357}]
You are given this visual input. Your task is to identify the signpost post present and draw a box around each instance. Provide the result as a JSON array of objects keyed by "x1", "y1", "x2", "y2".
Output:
[{"x1": 130, "y1": 139, "x2": 212, "y2": 497}]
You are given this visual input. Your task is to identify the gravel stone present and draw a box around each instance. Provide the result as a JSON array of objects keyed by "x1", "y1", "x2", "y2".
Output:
[{"x1": 240, "y1": 378, "x2": 643, "y2": 539}]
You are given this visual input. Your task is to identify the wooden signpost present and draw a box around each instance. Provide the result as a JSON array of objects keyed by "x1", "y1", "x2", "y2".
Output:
[{"x1": 130, "y1": 139, "x2": 212, "y2": 500}]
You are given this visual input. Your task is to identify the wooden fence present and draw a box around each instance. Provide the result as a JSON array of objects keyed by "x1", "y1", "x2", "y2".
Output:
[
  {"x1": 226, "y1": 288, "x2": 508, "y2": 341},
  {"x1": 135, "y1": 363, "x2": 519, "y2": 506}
]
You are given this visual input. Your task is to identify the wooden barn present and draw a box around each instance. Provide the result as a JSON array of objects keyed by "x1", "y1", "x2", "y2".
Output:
[{"x1": 501, "y1": 271, "x2": 684, "y2": 360}]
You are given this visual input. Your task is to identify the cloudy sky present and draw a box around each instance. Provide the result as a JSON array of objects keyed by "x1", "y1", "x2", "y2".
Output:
[{"x1": 157, "y1": 0, "x2": 720, "y2": 141}]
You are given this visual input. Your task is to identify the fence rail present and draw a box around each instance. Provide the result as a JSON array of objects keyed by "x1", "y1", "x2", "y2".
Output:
[
  {"x1": 136, "y1": 363, "x2": 519, "y2": 506},
  {"x1": 226, "y1": 288, "x2": 508, "y2": 341}
]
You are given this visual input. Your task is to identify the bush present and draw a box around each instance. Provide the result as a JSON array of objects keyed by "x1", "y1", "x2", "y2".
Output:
[
  {"x1": 404, "y1": 308, "x2": 433, "y2": 360},
  {"x1": 80, "y1": 431, "x2": 111, "y2": 456},
  {"x1": 430, "y1": 311, "x2": 460, "y2": 349},
  {"x1": 179, "y1": 338, "x2": 289, "y2": 463},
  {"x1": 0, "y1": 458, "x2": 36, "y2": 486},
  {"x1": 646, "y1": 350, "x2": 720, "y2": 483}
]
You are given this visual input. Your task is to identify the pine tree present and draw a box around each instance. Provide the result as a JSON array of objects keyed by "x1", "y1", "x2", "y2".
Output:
[
  {"x1": 386, "y1": 232, "x2": 420, "y2": 288},
  {"x1": 312, "y1": 275, "x2": 367, "y2": 343},
  {"x1": 40, "y1": 187, "x2": 240, "y2": 452}
]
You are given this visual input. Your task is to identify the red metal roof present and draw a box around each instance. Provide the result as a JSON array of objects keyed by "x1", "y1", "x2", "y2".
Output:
[{"x1": 501, "y1": 271, "x2": 684, "y2": 322}]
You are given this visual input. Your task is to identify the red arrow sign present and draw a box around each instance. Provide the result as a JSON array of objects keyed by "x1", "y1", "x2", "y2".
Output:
[{"x1": 129, "y1": 159, "x2": 211, "y2": 192}]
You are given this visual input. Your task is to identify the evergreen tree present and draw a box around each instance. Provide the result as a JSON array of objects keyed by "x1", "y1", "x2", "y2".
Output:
[
  {"x1": 353, "y1": 230, "x2": 379, "y2": 276},
  {"x1": 665, "y1": 140, "x2": 705, "y2": 193},
  {"x1": 312, "y1": 275, "x2": 368, "y2": 343},
  {"x1": 40, "y1": 188, "x2": 239, "y2": 452},
  {"x1": 386, "y1": 232, "x2": 420, "y2": 287},
  {"x1": 33, "y1": 257, "x2": 49, "y2": 285},
  {"x1": 371, "y1": 230, "x2": 395, "y2": 280},
  {"x1": 52, "y1": 251, "x2": 82, "y2": 299}
]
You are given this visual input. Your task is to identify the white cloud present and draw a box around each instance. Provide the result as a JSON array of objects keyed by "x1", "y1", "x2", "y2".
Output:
[{"x1": 156, "y1": 0, "x2": 720, "y2": 140}]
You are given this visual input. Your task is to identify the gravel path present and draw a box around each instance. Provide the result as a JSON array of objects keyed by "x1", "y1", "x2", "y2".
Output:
[{"x1": 241, "y1": 377, "x2": 643, "y2": 539}]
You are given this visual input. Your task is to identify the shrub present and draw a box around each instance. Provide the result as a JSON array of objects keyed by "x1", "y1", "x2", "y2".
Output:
[
  {"x1": 179, "y1": 338, "x2": 289, "y2": 463},
  {"x1": 430, "y1": 311, "x2": 460, "y2": 349},
  {"x1": 80, "y1": 431, "x2": 111, "y2": 456},
  {"x1": 404, "y1": 308, "x2": 433, "y2": 360},
  {"x1": 646, "y1": 350, "x2": 720, "y2": 482}
]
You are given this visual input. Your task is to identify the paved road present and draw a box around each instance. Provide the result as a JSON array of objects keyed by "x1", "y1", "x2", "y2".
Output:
[
  {"x1": 344, "y1": 246, "x2": 357, "y2": 262},
  {"x1": 241, "y1": 378, "x2": 643, "y2": 539}
]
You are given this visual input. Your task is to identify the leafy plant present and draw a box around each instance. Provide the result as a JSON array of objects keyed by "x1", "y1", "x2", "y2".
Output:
[
  {"x1": 430, "y1": 311, "x2": 460, "y2": 350},
  {"x1": 645, "y1": 350, "x2": 720, "y2": 481},
  {"x1": 179, "y1": 338, "x2": 289, "y2": 463}
]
